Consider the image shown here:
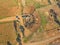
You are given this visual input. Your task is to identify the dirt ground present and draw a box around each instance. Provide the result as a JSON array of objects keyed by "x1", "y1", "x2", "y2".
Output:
[
  {"x1": 0, "y1": 0, "x2": 60, "y2": 45},
  {"x1": 0, "y1": 0, "x2": 22, "y2": 19},
  {"x1": 23, "y1": 2, "x2": 60, "y2": 45},
  {"x1": 49, "y1": 38, "x2": 60, "y2": 45},
  {"x1": 0, "y1": 22, "x2": 17, "y2": 45},
  {"x1": 0, "y1": 4, "x2": 60, "y2": 45}
]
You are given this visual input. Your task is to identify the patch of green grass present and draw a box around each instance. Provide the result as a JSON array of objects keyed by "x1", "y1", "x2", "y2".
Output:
[
  {"x1": 38, "y1": 11, "x2": 48, "y2": 32},
  {"x1": 23, "y1": 32, "x2": 35, "y2": 43},
  {"x1": 38, "y1": 27, "x2": 43, "y2": 32},
  {"x1": 48, "y1": 43, "x2": 52, "y2": 45},
  {"x1": 0, "y1": 16, "x2": 10, "y2": 19},
  {"x1": 0, "y1": 21, "x2": 13, "y2": 24},
  {"x1": 23, "y1": 37, "x2": 28, "y2": 43},
  {"x1": 57, "y1": 16, "x2": 60, "y2": 22},
  {"x1": 33, "y1": 2, "x2": 47, "y2": 9},
  {"x1": 39, "y1": 13, "x2": 48, "y2": 26},
  {"x1": 33, "y1": 2, "x2": 41, "y2": 9},
  {"x1": 25, "y1": 0, "x2": 34, "y2": 6},
  {"x1": 25, "y1": 0, "x2": 46, "y2": 9}
]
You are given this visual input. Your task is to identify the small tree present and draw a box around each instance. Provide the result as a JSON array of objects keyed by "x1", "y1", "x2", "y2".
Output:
[
  {"x1": 7, "y1": 41, "x2": 12, "y2": 45},
  {"x1": 16, "y1": 34, "x2": 22, "y2": 45},
  {"x1": 13, "y1": 21, "x2": 17, "y2": 32},
  {"x1": 48, "y1": 0, "x2": 51, "y2": 5},
  {"x1": 19, "y1": 25, "x2": 25, "y2": 37}
]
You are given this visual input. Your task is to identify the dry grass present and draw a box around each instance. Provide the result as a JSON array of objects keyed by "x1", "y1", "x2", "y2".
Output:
[
  {"x1": 0, "y1": 0, "x2": 19, "y2": 19},
  {"x1": 0, "y1": 22, "x2": 17, "y2": 45}
]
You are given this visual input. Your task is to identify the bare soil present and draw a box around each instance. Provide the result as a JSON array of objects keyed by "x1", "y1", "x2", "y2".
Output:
[{"x1": 0, "y1": 22, "x2": 17, "y2": 45}]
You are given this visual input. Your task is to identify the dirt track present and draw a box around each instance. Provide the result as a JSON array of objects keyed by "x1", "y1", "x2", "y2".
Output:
[{"x1": 24, "y1": 34, "x2": 60, "y2": 45}]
